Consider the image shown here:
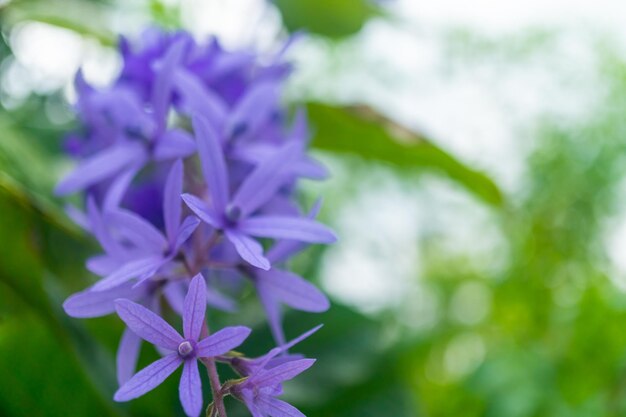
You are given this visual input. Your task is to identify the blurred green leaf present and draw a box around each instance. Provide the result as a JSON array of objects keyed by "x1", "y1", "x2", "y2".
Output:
[
  {"x1": 0, "y1": 116, "x2": 121, "y2": 415},
  {"x1": 273, "y1": 0, "x2": 379, "y2": 39},
  {"x1": 0, "y1": 315, "x2": 119, "y2": 417},
  {"x1": 307, "y1": 103, "x2": 505, "y2": 207},
  {"x1": 0, "y1": 114, "x2": 79, "y2": 235},
  {"x1": 1, "y1": 0, "x2": 116, "y2": 46},
  {"x1": 149, "y1": 0, "x2": 181, "y2": 30}
]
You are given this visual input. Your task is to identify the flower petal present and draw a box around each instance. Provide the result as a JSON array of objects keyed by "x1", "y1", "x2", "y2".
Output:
[
  {"x1": 93, "y1": 255, "x2": 164, "y2": 291},
  {"x1": 225, "y1": 81, "x2": 280, "y2": 140},
  {"x1": 231, "y1": 142, "x2": 300, "y2": 217},
  {"x1": 266, "y1": 200, "x2": 322, "y2": 264},
  {"x1": 114, "y1": 299, "x2": 183, "y2": 350},
  {"x1": 163, "y1": 281, "x2": 186, "y2": 316},
  {"x1": 86, "y1": 254, "x2": 121, "y2": 276},
  {"x1": 257, "y1": 269, "x2": 329, "y2": 312},
  {"x1": 196, "y1": 326, "x2": 251, "y2": 357},
  {"x1": 114, "y1": 353, "x2": 182, "y2": 401},
  {"x1": 182, "y1": 194, "x2": 222, "y2": 229},
  {"x1": 152, "y1": 40, "x2": 185, "y2": 129},
  {"x1": 164, "y1": 159, "x2": 184, "y2": 242},
  {"x1": 117, "y1": 327, "x2": 142, "y2": 386},
  {"x1": 192, "y1": 114, "x2": 229, "y2": 213},
  {"x1": 256, "y1": 396, "x2": 305, "y2": 417},
  {"x1": 86, "y1": 197, "x2": 123, "y2": 257},
  {"x1": 173, "y1": 216, "x2": 201, "y2": 252},
  {"x1": 173, "y1": 68, "x2": 228, "y2": 132},
  {"x1": 240, "y1": 390, "x2": 265, "y2": 417},
  {"x1": 179, "y1": 360, "x2": 203, "y2": 417},
  {"x1": 103, "y1": 167, "x2": 137, "y2": 211},
  {"x1": 256, "y1": 283, "x2": 285, "y2": 346},
  {"x1": 154, "y1": 129, "x2": 197, "y2": 160},
  {"x1": 107, "y1": 209, "x2": 168, "y2": 252},
  {"x1": 55, "y1": 143, "x2": 145, "y2": 195},
  {"x1": 63, "y1": 281, "x2": 138, "y2": 318},
  {"x1": 251, "y1": 325, "x2": 322, "y2": 372},
  {"x1": 224, "y1": 230, "x2": 270, "y2": 270},
  {"x1": 251, "y1": 358, "x2": 316, "y2": 387},
  {"x1": 239, "y1": 216, "x2": 337, "y2": 244},
  {"x1": 183, "y1": 274, "x2": 207, "y2": 340}
]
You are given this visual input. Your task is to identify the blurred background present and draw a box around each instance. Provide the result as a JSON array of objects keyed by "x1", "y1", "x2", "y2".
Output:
[{"x1": 3, "y1": 0, "x2": 626, "y2": 416}]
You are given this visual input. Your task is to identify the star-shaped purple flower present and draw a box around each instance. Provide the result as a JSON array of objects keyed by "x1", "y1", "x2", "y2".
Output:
[
  {"x1": 182, "y1": 114, "x2": 337, "y2": 270},
  {"x1": 114, "y1": 274, "x2": 251, "y2": 417},
  {"x1": 229, "y1": 326, "x2": 319, "y2": 417},
  {"x1": 93, "y1": 159, "x2": 200, "y2": 291},
  {"x1": 55, "y1": 42, "x2": 195, "y2": 196}
]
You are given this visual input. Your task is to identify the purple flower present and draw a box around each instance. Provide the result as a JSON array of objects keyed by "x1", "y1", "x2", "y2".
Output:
[
  {"x1": 229, "y1": 325, "x2": 322, "y2": 377},
  {"x1": 114, "y1": 274, "x2": 251, "y2": 417},
  {"x1": 252, "y1": 202, "x2": 329, "y2": 345},
  {"x1": 229, "y1": 327, "x2": 319, "y2": 417},
  {"x1": 92, "y1": 160, "x2": 200, "y2": 291},
  {"x1": 232, "y1": 358, "x2": 315, "y2": 417},
  {"x1": 59, "y1": 28, "x2": 336, "y2": 416},
  {"x1": 55, "y1": 42, "x2": 195, "y2": 196},
  {"x1": 182, "y1": 115, "x2": 336, "y2": 270}
]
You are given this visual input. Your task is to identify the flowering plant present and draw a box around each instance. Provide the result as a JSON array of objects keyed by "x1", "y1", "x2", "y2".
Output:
[{"x1": 60, "y1": 28, "x2": 336, "y2": 417}]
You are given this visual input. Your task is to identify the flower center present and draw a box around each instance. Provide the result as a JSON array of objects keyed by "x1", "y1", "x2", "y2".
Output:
[
  {"x1": 225, "y1": 204, "x2": 242, "y2": 223},
  {"x1": 177, "y1": 340, "x2": 195, "y2": 358}
]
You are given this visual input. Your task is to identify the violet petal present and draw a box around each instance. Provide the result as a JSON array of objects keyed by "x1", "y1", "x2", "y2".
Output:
[
  {"x1": 107, "y1": 209, "x2": 168, "y2": 252},
  {"x1": 117, "y1": 327, "x2": 142, "y2": 386},
  {"x1": 154, "y1": 129, "x2": 197, "y2": 161},
  {"x1": 182, "y1": 194, "x2": 222, "y2": 229},
  {"x1": 257, "y1": 396, "x2": 305, "y2": 417},
  {"x1": 63, "y1": 281, "x2": 138, "y2": 318},
  {"x1": 239, "y1": 216, "x2": 337, "y2": 244},
  {"x1": 196, "y1": 326, "x2": 251, "y2": 357},
  {"x1": 164, "y1": 159, "x2": 184, "y2": 242},
  {"x1": 257, "y1": 269, "x2": 329, "y2": 312},
  {"x1": 224, "y1": 230, "x2": 270, "y2": 270},
  {"x1": 173, "y1": 216, "x2": 201, "y2": 252},
  {"x1": 55, "y1": 143, "x2": 145, "y2": 195},
  {"x1": 183, "y1": 274, "x2": 207, "y2": 340},
  {"x1": 231, "y1": 142, "x2": 300, "y2": 217},
  {"x1": 93, "y1": 255, "x2": 163, "y2": 291},
  {"x1": 114, "y1": 299, "x2": 183, "y2": 350},
  {"x1": 179, "y1": 360, "x2": 203, "y2": 417},
  {"x1": 193, "y1": 114, "x2": 229, "y2": 213},
  {"x1": 252, "y1": 358, "x2": 316, "y2": 387},
  {"x1": 114, "y1": 353, "x2": 182, "y2": 401},
  {"x1": 173, "y1": 69, "x2": 228, "y2": 132}
]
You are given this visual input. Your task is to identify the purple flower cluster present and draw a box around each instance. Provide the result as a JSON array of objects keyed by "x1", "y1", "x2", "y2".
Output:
[{"x1": 61, "y1": 28, "x2": 335, "y2": 417}]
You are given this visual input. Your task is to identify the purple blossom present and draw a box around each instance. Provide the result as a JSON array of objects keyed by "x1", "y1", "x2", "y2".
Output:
[
  {"x1": 92, "y1": 159, "x2": 199, "y2": 291},
  {"x1": 182, "y1": 115, "x2": 336, "y2": 270},
  {"x1": 229, "y1": 326, "x2": 321, "y2": 417},
  {"x1": 60, "y1": 28, "x2": 337, "y2": 417},
  {"x1": 114, "y1": 274, "x2": 251, "y2": 417},
  {"x1": 56, "y1": 43, "x2": 195, "y2": 196}
]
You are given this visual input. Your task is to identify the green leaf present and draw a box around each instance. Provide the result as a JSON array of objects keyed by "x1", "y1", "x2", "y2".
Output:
[
  {"x1": 0, "y1": 115, "x2": 80, "y2": 236},
  {"x1": 273, "y1": 0, "x2": 379, "y2": 39},
  {"x1": 0, "y1": 116, "x2": 121, "y2": 415},
  {"x1": 1, "y1": 0, "x2": 116, "y2": 47},
  {"x1": 0, "y1": 315, "x2": 120, "y2": 417},
  {"x1": 307, "y1": 103, "x2": 505, "y2": 207}
]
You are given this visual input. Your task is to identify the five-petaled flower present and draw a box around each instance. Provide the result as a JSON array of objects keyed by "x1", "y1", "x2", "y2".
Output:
[
  {"x1": 182, "y1": 114, "x2": 337, "y2": 270},
  {"x1": 114, "y1": 274, "x2": 251, "y2": 417}
]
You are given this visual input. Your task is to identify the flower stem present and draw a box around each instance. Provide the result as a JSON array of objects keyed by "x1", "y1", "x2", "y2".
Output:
[
  {"x1": 203, "y1": 357, "x2": 228, "y2": 417},
  {"x1": 201, "y1": 323, "x2": 228, "y2": 417}
]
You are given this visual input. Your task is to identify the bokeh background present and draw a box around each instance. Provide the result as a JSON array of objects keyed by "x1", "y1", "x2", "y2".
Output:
[{"x1": 3, "y1": 0, "x2": 626, "y2": 416}]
